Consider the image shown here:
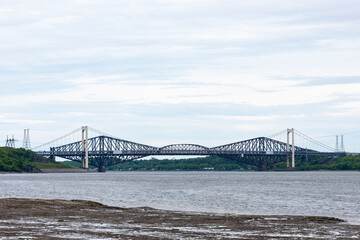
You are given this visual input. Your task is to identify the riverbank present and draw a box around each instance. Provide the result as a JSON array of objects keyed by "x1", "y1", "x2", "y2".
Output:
[
  {"x1": 0, "y1": 169, "x2": 92, "y2": 174},
  {"x1": 40, "y1": 168, "x2": 94, "y2": 173},
  {"x1": 0, "y1": 147, "x2": 74, "y2": 173},
  {"x1": 0, "y1": 198, "x2": 359, "y2": 239},
  {"x1": 102, "y1": 155, "x2": 360, "y2": 171}
]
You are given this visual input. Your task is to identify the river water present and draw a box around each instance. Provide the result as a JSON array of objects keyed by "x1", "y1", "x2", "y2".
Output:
[{"x1": 1, "y1": 171, "x2": 359, "y2": 223}]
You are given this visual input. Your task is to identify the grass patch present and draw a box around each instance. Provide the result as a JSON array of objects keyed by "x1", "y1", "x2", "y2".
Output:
[{"x1": 30, "y1": 162, "x2": 75, "y2": 169}]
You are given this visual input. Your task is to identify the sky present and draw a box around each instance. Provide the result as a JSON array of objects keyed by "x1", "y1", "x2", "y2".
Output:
[{"x1": 0, "y1": 0, "x2": 360, "y2": 152}]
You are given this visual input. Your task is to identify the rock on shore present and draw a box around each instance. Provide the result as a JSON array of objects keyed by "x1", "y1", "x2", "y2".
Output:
[{"x1": 0, "y1": 198, "x2": 359, "y2": 239}]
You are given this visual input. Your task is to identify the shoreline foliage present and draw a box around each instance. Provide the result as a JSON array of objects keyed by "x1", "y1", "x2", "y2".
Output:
[{"x1": 0, "y1": 147, "x2": 73, "y2": 172}]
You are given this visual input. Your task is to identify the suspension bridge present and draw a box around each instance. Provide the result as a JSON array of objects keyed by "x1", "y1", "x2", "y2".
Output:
[{"x1": 33, "y1": 126, "x2": 346, "y2": 171}]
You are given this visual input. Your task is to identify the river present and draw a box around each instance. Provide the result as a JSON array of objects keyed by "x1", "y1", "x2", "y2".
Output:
[{"x1": 1, "y1": 171, "x2": 359, "y2": 224}]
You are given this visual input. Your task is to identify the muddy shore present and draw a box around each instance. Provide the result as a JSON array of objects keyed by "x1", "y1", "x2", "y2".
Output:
[
  {"x1": 40, "y1": 168, "x2": 93, "y2": 173},
  {"x1": 0, "y1": 169, "x2": 92, "y2": 174},
  {"x1": 0, "y1": 198, "x2": 359, "y2": 239}
]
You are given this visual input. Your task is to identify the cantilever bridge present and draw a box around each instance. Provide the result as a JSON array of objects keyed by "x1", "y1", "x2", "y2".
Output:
[{"x1": 35, "y1": 126, "x2": 345, "y2": 171}]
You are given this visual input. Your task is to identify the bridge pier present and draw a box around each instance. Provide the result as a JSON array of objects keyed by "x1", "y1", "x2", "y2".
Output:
[
  {"x1": 258, "y1": 164, "x2": 267, "y2": 171},
  {"x1": 49, "y1": 147, "x2": 55, "y2": 162},
  {"x1": 301, "y1": 154, "x2": 308, "y2": 163},
  {"x1": 49, "y1": 155, "x2": 55, "y2": 162}
]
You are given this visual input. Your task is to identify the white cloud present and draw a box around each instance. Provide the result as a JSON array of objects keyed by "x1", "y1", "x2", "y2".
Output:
[
  {"x1": 0, "y1": 113, "x2": 52, "y2": 125},
  {"x1": 1, "y1": 0, "x2": 360, "y2": 151},
  {"x1": 1, "y1": 75, "x2": 359, "y2": 107},
  {"x1": 205, "y1": 114, "x2": 305, "y2": 121},
  {"x1": 327, "y1": 101, "x2": 360, "y2": 117}
]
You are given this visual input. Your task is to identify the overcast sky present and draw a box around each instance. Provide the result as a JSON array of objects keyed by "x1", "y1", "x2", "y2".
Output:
[{"x1": 1, "y1": 0, "x2": 360, "y2": 151}]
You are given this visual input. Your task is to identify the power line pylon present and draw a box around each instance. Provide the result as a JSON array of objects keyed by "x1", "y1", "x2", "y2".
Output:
[
  {"x1": 5, "y1": 135, "x2": 16, "y2": 148},
  {"x1": 335, "y1": 135, "x2": 339, "y2": 151},
  {"x1": 23, "y1": 129, "x2": 31, "y2": 149},
  {"x1": 340, "y1": 135, "x2": 345, "y2": 152}
]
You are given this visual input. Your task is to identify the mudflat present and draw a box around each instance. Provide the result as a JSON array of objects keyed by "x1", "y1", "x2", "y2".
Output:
[{"x1": 0, "y1": 198, "x2": 359, "y2": 239}]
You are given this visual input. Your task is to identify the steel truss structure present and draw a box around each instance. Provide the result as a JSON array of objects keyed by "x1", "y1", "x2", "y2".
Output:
[{"x1": 37, "y1": 136, "x2": 345, "y2": 170}]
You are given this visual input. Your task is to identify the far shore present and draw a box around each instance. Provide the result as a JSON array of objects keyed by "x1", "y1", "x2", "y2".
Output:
[
  {"x1": 40, "y1": 168, "x2": 95, "y2": 173},
  {"x1": 0, "y1": 169, "x2": 93, "y2": 174},
  {"x1": 1, "y1": 169, "x2": 359, "y2": 174}
]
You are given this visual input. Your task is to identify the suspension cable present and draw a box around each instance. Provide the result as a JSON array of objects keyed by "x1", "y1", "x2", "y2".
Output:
[
  {"x1": 87, "y1": 126, "x2": 115, "y2": 138},
  {"x1": 295, "y1": 130, "x2": 336, "y2": 152},
  {"x1": 31, "y1": 127, "x2": 83, "y2": 150},
  {"x1": 267, "y1": 129, "x2": 287, "y2": 139}
]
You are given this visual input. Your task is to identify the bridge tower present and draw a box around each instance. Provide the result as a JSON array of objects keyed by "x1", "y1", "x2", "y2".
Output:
[
  {"x1": 286, "y1": 128, "x2": 295, "y2": 168},
  {"x1": 81, "y1": 126, "x2": 89, "y2": 169}
]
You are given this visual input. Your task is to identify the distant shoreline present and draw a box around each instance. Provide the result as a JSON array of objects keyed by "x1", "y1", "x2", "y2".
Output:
[
  {"x1": 0, "y1": 169, "x2": 93, "y2": 174},
  {"x1": 40, "y1": 168, "x2": 95, "y2": 173},
  {"x1": 1, "y1": 169, "x2": 359, "y2": 174}
]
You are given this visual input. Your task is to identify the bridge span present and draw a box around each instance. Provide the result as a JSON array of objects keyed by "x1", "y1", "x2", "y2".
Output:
[{"x1": 36, "y1": 126, "x2": 345, "y2": 171}]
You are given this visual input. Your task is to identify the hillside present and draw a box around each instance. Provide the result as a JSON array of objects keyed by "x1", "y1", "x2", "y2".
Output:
[
  {"x1": 269, "y1": 155, "x2": 360, "y2": 170},
  {"x1": 61, "y1": 155, "x2": 360, "y2": 171},
  {"x1": 60, "y1": 154, "x2": 360, "y2": 171},
  {"x1": 0, "y1": 147, "x2": 73, "y2": 173}
]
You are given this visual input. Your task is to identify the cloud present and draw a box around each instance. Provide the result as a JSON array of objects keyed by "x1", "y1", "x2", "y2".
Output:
[
  {"x1": 0, "y1": 0, "x2": 360, "y2": 151},
  {"x1": 294, "y1": 76, "x2": 360, "y2": 87},
  {"x1": 205, "y1": 114, "x2": 305, "y2": 121},
  {"x1": 327, "y1": 101, "x2": 360, "y2": 117},
  {"x1": 1, "y1": 74, "x2": 359, "y2": 108},
  {"x1": 0, "y1": 113, "x2": 52, "y2": 125}
]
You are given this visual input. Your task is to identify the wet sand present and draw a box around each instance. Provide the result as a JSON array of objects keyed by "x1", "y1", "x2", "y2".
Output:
[{"x1": 0, "y1": 198, "x2": 359, "y2": 239}]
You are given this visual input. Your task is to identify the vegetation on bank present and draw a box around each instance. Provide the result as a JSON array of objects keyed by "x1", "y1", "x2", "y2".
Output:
[
  {"x1": 1, "y1": 146, "x2": 358, "y2": 173},
  {"x1": 269, "y1": 155, "x2": 360, "y2": 171},
  {"x1": 61, "y1": 160, "x2": 97, "y2": 169},
  {"x1": 63, "y1": 156, "x2": 256, "y2": 171},
  {"x1": 0, "y1": 147, "x2": 73, "y2": 172},
  {"x1": 61, "y1": 155, "x2": 360, "y2": 171},
  {"x1": 109, "y1": 156, "x2": 256, "y2": 171}
]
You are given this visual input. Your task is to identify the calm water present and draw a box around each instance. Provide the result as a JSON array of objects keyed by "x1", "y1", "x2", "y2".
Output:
[{"x1": 1, "y1": 171, "x2": 359, "y2": 223}]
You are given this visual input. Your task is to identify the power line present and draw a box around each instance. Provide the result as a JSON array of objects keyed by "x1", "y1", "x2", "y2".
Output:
[
  {"x1": 312, "y1": 130, "x2": 360, "y2": 139},
  {"x1": 342, "y1": 130, "x2": 360, "y2": 135}
]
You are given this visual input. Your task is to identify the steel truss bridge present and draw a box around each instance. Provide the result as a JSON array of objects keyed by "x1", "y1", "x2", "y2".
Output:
[{"x1": 36, "y1": 127, "x2": 345, "y2": 171}]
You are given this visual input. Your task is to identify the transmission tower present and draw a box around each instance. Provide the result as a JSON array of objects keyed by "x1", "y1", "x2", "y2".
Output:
[
  {"x1": 5, "y1": 135, "x2": 16, "y2": 148},
  {"x1": 335, "y1": 135, "x2": 339, "y2": 151},
  {"x1": 340, "y1": 135, "x2": 345, "y2": 152},
  {"x1": 23, "y1": 129, "x2": 31, "y2": 149}
]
